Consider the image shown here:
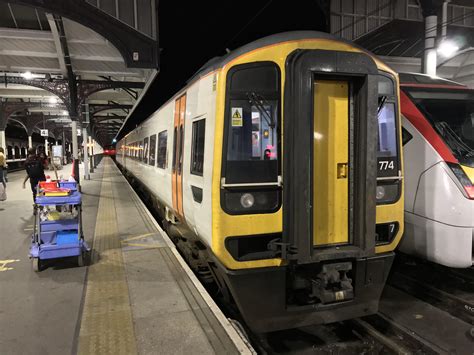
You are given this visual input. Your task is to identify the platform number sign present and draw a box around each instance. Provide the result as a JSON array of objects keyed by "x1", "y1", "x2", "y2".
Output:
[
  {"x1": 377, "y1": 156, "x2": 397, "y2": 177},
  {"x1": 40, "y1": 129, "x2": 48, "y2": 137}
]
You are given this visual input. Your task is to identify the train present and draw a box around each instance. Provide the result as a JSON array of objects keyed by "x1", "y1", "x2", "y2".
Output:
[
  {"x1": 116, "y1": 31, "x2": 404, "y2": 332},
  {"x1": 398, "y1": 73, "x2": 474, "y2": 268}
]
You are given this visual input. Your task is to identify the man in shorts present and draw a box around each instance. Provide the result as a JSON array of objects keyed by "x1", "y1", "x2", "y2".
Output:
[{"x1": 22, "y1": 148, "x2": 46, "y2": 201}]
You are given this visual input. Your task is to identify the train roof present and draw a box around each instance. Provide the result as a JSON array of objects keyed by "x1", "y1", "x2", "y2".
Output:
[
  {"x1": 189, "y1": 31, "x2": 388, "y2": 83},
  {"x1": 399, "y1": 72, "x2": 467, "y2": 88}
]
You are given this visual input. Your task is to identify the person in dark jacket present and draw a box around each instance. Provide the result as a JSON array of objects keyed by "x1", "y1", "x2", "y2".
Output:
[
  {"x1": 0, "y1": 147, "x2": 6, "y2": 189},
  {"x1": 22, "y1": 148, "x2": 46, "y2": 201}
]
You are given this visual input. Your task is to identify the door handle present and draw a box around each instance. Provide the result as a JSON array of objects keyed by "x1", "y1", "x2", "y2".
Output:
[{"x1": 337, "y1": 163, "x2": 348, "y2": 179}]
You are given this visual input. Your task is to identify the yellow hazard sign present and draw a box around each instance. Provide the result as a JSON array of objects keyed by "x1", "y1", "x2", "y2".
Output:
[{"x1": 231, "y1": 107, "x2": 243, "y2": 127}]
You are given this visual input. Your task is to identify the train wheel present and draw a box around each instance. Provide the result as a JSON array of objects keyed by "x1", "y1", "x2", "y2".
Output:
[
  {"x1": 32, "y1": 258, "x2": 41, "y2": 272},
  {"x1": 77, "y1": 253, "x2": 84, "y2": 267}
]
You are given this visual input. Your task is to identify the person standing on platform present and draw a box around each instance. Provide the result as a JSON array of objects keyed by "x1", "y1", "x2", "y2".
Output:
[
  {"x1": 23, "y1": 148, "x2": 46, "y2": 201},
  {"x1": 0, "y1": 147, "x2": 6, "y2": 189}
]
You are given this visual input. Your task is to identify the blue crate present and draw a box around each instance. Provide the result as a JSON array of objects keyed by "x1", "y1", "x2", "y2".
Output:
[
  {"x1": 56, "y1": 230, "x2": 78, "y2": 245},
  {"x1": 59, "y1": 181, "x2": 78, "y2": 191}
]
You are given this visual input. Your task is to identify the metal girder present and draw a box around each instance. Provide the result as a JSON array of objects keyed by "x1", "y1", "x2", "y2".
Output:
[
  {"x1": 0, "y1": 74, "x2": 144, "y2": 118},
  {"x1": 0, "y1": 100, "x2": 45, "y2": 130},
  {"x1": 92, "y1": 115, "x2": 126, "y2": 124},
  {"x1": 89, "y1": 103, "x2": 132, "y2": 115},
  {"x1": 8, "y1": 114, "x2": 45, "y2": 135},
  {"x1": 1, "y1": 0, "x2": 159, "y2": 69},
  {"x1": 46, "y1": 13, "x2": 68, "y2": 77}
]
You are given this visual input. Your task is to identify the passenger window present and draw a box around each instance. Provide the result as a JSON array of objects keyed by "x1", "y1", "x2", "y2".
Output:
[
  {"x1": 402, "y1": 127, "x2": 413, "y2": 146},
  {"x1": 172, "y1": 127, "x2": 177, "y2": 171},
  {"x1": 178, "y1": 125, "x2": 184, "y2": 174},
  {"x1": 149, "y1": 134, "x2": 156, "y2": 166},
  {"x1": 143, "y1": 137, "x2": 149, "y2": 164},
  {"x1": 191, "y1": 119, "x2": 206, "y2": 176},
  {"x1": 157, "y1": 130, "x2": 168, "y2": 169}
]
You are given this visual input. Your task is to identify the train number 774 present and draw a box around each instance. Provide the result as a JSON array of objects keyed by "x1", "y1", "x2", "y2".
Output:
[{"x1": 378, "y1": 160, "x2": 395, "y2": 171}]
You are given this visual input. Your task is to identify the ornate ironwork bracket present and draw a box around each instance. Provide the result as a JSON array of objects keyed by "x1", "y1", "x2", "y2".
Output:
[{"x1": 0, "y1": 75, "x2": 144, "y2": 118}]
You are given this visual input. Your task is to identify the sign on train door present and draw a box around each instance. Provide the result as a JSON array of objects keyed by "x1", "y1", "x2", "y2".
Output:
[{"x1": 172, "y1": 94, "x2": 186, "y2": 218}]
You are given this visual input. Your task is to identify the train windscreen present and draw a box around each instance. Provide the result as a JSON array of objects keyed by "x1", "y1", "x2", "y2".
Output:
[{"x1": 405, "y1": 89, "x2": 474, "y2": 167}]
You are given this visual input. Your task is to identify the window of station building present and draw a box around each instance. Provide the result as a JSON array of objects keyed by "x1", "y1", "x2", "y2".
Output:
[
  {"x1": 191, "y1": 119, "x2": 206, "y2": 176},
  {"x1": 143, "y1": 137, "x2": 149, "y2": 164},
  {"x1": 157, "y1": 130, "x2": 168, "y2": 169},
  {"x1": 149, "y1": 134, "x2": 156, "y2": 166}
]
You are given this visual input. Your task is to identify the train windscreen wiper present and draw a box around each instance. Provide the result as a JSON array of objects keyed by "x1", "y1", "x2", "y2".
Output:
[
  {"x1": 246, "y1": 91, "x2": 275, "y2": 129},
  {"x1": 378, "y1": 95, "x2": 387, "y2": 114},
  {"x1": 435, "y1": 121, "x2": 474, "y2": 157}
]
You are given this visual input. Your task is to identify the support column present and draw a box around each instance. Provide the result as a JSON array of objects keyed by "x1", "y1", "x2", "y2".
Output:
[
  {"x1": 89, "y1": 136, "x2": 94, "y2": 173},
  {"x1": 28, "y1": 135, "x2": 33, "y2": 149},
  {"x1": 71, "y1": 120, "x2": 80, "y2": 184},
  {"x1": 423, "y1": 14, "x2": 437, "y2": 76},
  {"x1": 83, "y1": 127, "x2": 90, "y2": 180},
  {"x1": 0, "y1": 130, "x2": 6, "y2": 152},
  {"x1": 62, "y1": 130, "x2": 66, "y2": 165}
]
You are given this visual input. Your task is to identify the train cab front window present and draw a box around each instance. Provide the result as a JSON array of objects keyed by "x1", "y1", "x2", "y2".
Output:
[
  {"x1": 222, "y1": 62, "x2": 281, "y2": 214},
  {"x1": 376, "y1": 74, "x2": 401, "y2": 204}
]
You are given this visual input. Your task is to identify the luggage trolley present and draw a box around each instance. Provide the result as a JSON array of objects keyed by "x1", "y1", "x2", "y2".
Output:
[{"x1": 29, "y1": 181, "x2": 90, "y2": 272}]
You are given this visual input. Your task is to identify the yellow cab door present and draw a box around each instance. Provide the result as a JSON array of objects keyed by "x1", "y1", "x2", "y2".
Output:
[{"x1": 313, "y1": 80, "x2": 349, "y2": 246}]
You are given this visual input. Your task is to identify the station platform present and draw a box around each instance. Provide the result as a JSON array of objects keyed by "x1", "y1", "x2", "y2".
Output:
[{"x1": 0, "y1": 158, "x2": 253, "y2": 354}]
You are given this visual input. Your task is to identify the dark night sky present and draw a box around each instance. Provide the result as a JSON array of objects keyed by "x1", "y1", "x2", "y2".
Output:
[{"x1": 119, "y1": 0, "x2": 328, "y2": 138}]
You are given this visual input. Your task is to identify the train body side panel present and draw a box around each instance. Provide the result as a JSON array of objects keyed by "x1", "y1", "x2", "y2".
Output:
[
  {"x1": 401, "y1": 117, "x2": 443, "y2": 213},
  {"x1": 117, "y1": 75, "x2": 216, "y2": 248},
  {"x1": 400, "y1": 116, "x2": 474, "y2": 267},
  {"x1": 181, "y1": 74, "x2": 216, "y2": 246}
]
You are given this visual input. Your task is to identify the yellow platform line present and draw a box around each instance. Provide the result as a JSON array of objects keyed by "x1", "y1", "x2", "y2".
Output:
[{"x1": 77, "y1": 161, "x2": 138, "y2": 355}]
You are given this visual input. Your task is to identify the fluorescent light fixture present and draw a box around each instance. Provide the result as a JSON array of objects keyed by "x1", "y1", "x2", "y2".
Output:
[
  {"x1": 48, "y1": 97, "x2": 58, "y2": 104},
  {"x1": 21, "y1": 71, "x2": 33, "y2": 79},
  {"x1": 437, "y1": 40, "x2": 459, "y2": 57}
]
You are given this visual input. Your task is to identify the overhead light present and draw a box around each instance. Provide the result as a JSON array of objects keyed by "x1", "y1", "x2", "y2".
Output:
[
  {"x1": 62, "y1": 110, "x2": 68, "y2": 116},
  {"x1": 112, "y1": 138, "x2": 117, "y2": 143},
  {"x1": 21, "y1": 71, "x2": 33, "y2": 79},
  {"x1": 48, "y1": 97, "x2": 58, "y2": 104},
  {"x1": 437, "y1": 40, "x2": 459, "y2": 57}
]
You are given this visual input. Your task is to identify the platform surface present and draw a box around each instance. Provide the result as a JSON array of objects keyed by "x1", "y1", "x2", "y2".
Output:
[{"x1": 0, "y1": 158, "x2": 251, "y2": 354}]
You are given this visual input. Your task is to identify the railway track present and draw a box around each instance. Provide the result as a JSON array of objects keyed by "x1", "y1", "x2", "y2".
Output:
[
  {"x1": 255, "y1": 313, "x2": 446, "y2": 354},
  {"x1": 388, "y1": 254, "x2": 474, "y2": 325}
]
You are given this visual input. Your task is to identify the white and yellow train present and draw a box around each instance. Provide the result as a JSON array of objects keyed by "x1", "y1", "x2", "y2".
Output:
[{"x1": 117, "y1": 31, "x2": 404, "y2": 332}]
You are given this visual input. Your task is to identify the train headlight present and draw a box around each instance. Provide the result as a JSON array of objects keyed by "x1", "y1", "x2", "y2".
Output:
[
  {"x1": 240, "y1": 193, "x2": 255, "y2": 208},
  {"x1": 376, "y1": 186, "x2": 386, "y2": 200}
]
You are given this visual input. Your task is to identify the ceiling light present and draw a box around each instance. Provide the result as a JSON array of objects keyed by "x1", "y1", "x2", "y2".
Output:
[
  {"x1": 48, "y1": 97, "x2": 58, "y2": 104},
  {"x1": 21, "y1": 71, "x2": 33, "y2": 79},
  {"x1": 437, "y1": 40, "x2": 459, "y2": 57},
  {"x1": 62, "y1": 110, "x2": 68, "y2": 116}
]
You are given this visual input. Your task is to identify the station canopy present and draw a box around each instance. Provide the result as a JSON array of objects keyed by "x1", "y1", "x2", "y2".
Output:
[{"x1": 0, "y1": 1, "x2": 158, "y2": 146}]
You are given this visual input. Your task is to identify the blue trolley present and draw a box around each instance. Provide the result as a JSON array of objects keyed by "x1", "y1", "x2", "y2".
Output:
[{"x1": 29, "y1": 181, "x2": 90, "y2": 272}]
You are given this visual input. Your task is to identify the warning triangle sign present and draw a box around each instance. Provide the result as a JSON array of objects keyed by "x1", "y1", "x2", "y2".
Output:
[{"x1": 232, "y1": 109, "x2": 242, "y2": 119}]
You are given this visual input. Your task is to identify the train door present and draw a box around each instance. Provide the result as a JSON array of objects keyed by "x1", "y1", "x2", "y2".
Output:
[
  {"x1": 283, "y1": 49, "x2": 378, "y2": 263},
  {"x1": 172, "y1": 94, "x2": 186, "y2": 218},
  {"x1": 313, "y1": 80, "x2": 349, "y2": 246}
]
